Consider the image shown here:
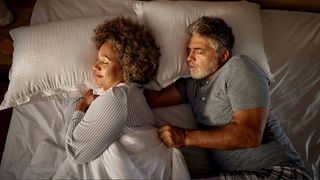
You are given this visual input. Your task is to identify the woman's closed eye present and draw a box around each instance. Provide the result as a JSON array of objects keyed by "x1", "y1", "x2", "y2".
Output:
[
  {"x1": 97, "y1": 57, "x2": 110, "y2": 65},
  {"x1": 102, "y1": 57, "x2": 110, "y2": 64}
]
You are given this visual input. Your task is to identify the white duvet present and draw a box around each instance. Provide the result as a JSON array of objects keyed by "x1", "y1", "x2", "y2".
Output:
[
  {"x1": 22, "y1": 129, "x2": 190, "y2": 179},
  {"x1": 54, "y1": 129, "x2": 189, "y2": 179}
]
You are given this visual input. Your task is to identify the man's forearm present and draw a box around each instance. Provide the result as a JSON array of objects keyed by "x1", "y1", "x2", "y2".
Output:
[{"x1": 185, "y1": 122, "x2": 261, "y2": 150}]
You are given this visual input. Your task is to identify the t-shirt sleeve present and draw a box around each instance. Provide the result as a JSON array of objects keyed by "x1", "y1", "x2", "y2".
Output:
[
  {"x1": 65, "y1": 87, "x2": 127, "y2": 164},
  {"x1": 226, "y1": 55, "x2": 270, "y2": 111},
  {"x1": 174, "y1": 78, "x2": 189, "y2": 103}
]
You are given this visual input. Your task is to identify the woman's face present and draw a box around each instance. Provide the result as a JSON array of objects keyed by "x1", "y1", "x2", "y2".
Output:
[{"x1": 92, "y1": 41, "x2": 123, "y2": 90}]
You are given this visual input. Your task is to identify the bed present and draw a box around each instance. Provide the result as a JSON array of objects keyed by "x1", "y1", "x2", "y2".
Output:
[{"x1": 0, "y1": 0, "x2": 319, "y2": 179}]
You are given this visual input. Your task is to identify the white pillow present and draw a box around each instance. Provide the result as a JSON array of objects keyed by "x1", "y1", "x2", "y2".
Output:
[
  {"x1": 31, "y1": 0, "x2": 138, "y2": 25},
  {"x1": 134, "y1": 1, "x2": 271, "y2": 88},
  {"x1": 0, "y1": 15, "x2": 135, "y2": 110}
]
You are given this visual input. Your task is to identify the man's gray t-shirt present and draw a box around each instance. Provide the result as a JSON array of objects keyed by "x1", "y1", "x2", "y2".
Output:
[{"x1": 175, "y1": 55, "x2": 304, "y2": 171}]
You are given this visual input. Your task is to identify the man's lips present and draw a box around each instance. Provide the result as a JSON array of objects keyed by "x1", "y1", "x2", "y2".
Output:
[{"x1": 188, "y1": 64, "x2": 197, "y2": 70}]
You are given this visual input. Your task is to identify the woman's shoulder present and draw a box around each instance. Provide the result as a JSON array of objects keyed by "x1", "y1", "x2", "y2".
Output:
[
  {"x1": 95, "y1": 82, "x2": 141, "y2": 100},
  {"x1": 110, "y1": 82, "x2": 142, "y2": 97},
  {"x1": 116, "y1": 82, "x2": 141, "y2": 93}
]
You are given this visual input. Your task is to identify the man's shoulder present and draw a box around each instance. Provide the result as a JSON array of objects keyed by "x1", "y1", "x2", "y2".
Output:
[
  {"x1": 227, "y1": 54, "x2": 255, "y2": 65},
  {"x1": 224, "y1": 55, "x2": 262, "y2": 73}
]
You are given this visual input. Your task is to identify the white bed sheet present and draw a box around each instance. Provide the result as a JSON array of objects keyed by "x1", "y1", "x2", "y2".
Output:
[
  {"x1": 1, "y1": 0, "x2": 319, "y2": 179},
  {"x1": 262, "y1": 10, "x2": 320, "y2": 178},
  {"x1": 0, "y1": 99, "x2": 199, "y2": 179},
  {"x1": 0, "y1": 99, "x2": 70, "y2": 179}
]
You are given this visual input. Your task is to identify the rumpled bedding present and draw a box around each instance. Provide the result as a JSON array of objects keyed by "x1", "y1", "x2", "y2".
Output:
[
  {"x1": 52, "y1": 129, "x2": 190, "y2": 179},
  {"x1": 0, "y1": 0, "x2": 319, "y2": 179},
  {"x1": 262, "y1": 10, "x2": 320, "y2": 178},
  {"x1": 21, "y1": 129, "x2": 190, "y2": 179}
]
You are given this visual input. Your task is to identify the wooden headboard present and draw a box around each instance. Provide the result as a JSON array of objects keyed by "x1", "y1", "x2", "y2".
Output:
[
  {"x1": 248, "y1": 0, "x2": 320, "y2": 13},
  {"x1": 154, "y1": 0, "x2": 320, "y2": 13}
]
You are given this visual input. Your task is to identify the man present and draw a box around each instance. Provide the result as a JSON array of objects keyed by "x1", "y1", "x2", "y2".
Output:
[{"x1": 145, "y1": 16, "x2": 310, "y2": 179}]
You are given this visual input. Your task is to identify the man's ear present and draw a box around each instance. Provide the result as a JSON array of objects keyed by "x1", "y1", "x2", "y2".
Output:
[
  {"x1": 218, "y1": 50, "x2": 230, "y2": 67},
  {"x1": 221, "y1": 50, "x2": 230, "y2": 62}
]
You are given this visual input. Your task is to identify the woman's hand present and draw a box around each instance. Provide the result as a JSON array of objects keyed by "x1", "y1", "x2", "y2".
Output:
[{"x1": 76, "y1": 90, "x2": 99, "y2": 112}]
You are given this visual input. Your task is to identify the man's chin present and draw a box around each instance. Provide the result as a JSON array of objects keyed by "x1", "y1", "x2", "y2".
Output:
[
  {"x1": 190, "y1": 74, "x2": 203, "y2": 80},
  {"x1": 190, "y1": 72, "x2": 208, "y2": 80}
]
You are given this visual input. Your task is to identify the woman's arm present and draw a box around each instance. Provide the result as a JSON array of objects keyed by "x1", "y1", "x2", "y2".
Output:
[
  {"x1": 74, "y1": 90, "x2": 99, "y2": 112},
  {"x1": 65, "y1": 88, "x2": 127, "y2": 164}
]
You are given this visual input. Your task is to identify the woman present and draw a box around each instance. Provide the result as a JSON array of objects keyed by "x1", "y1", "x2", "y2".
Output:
[{"x1": 53, "y1": 17, "x2": 190, "y2": 179}]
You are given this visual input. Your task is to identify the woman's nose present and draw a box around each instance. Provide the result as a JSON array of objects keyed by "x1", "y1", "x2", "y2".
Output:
[{"x1": 92, "y1": 62, "x2": 100, "y2": 71}]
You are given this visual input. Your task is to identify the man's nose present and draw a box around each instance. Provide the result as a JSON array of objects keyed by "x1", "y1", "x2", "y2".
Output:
[{"x1": 187, "y1": 51, "x2": 195, "y2": 62}]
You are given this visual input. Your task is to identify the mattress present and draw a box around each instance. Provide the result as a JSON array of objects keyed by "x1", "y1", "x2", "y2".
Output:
[{"x1": 1, "y1": 0, "x2": 319, "y2": 179}]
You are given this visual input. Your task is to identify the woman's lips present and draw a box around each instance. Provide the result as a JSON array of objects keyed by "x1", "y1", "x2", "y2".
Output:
[{"x1": 94, "y1": 74, "x2": 103, "y2": 80}]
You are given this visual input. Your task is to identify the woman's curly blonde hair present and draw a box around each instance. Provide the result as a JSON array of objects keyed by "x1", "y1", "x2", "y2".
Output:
[{"x1": 93, "y1": 16, "x2": 160, "y2": 85}]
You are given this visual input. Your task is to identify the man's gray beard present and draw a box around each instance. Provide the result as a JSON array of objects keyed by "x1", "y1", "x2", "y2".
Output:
[{"x1": 190, "y1": 69, "x2": 212, "y2": 80}]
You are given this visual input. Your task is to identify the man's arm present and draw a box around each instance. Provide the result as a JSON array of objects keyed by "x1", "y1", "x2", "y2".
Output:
[
  {"x1": 144, "y1": 84, "x2": 184, "y2": 108},
  {"x1": 158, "y1": 107, "x2": 269, "y2": 149}
]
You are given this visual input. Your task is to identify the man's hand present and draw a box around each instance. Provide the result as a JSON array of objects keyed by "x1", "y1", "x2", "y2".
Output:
[
  {"x1": 158, "y1": 125, "x2": 187, "y2": 148},
  {"x1": 76, "y1": 90, "x2": 99, "y2": 112}
]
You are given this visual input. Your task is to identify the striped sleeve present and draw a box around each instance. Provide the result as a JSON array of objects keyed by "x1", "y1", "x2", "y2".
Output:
[{"x1": 65, "y1": 87, "x2": 128, "y2": 164}]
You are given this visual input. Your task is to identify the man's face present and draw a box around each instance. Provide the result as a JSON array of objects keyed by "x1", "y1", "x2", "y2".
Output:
[{"x1": 187, "y1": 33, "x2": 221, "y2": 80}]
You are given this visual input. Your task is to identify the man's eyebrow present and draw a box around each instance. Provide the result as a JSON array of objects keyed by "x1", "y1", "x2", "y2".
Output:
[
  {"x1": 188, "y1": 46, "x2": 204, "y2": 49},
  {"x1": 191, "y1": 47, "x2": 205, "y2": 51}
]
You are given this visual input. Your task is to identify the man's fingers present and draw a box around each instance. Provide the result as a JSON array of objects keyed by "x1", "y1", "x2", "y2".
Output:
[
  {"x1": 158, "y1": 126, "x2": 174, "y2": 147},
  {"x1": 158, "y1": 125, "x2": 186, "y2": 148},
  {"x1": 159, "y1": 128, "x2": 171, "y2": 140},
  {"x1": 158, "y1": 125, "x2": 171, "y2": 133},
  {"x1": 160, "y1": 136, "x2": 174, "y2": 148}
]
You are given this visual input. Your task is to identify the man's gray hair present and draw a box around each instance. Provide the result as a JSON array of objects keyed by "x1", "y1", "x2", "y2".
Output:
[{"x1": 188, "y1": 16, "x2": 235, "y2": 56}]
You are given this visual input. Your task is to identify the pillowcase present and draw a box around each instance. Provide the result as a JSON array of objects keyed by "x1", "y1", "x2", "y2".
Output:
[
  {"x1": 134, "y1": 1, "x2": 271, "y2": 88},
  {"x1": 31, "y1": 0, "x2": 138, "y2": 25},
  {"x1": 0, "y1": 15, "x2": 135, "y2": 110}
]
